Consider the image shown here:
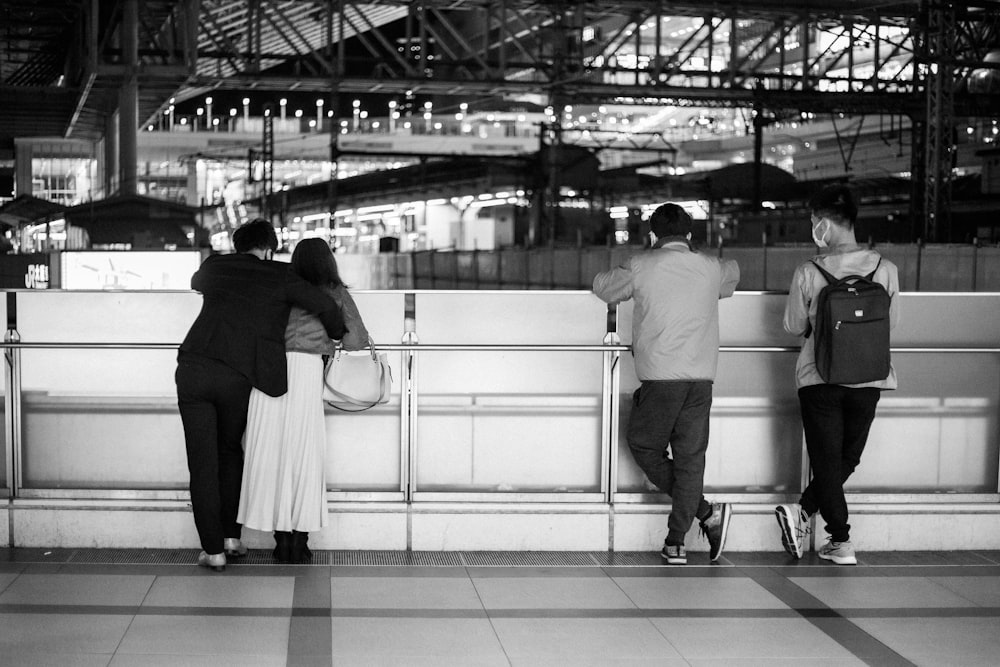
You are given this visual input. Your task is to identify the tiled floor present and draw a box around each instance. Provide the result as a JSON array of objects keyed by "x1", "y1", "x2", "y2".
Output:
[{"x1": 1, "y1": 549, "x2": 999, "y2": 666}]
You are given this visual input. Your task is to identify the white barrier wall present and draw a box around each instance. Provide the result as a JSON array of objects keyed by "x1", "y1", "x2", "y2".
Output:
[{"x1": 1, "y1": 289, "x2": 998, "y2": 550}]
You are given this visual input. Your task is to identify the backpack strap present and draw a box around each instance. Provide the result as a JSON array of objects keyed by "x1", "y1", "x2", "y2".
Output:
[
  {"x1": 811, "y1": 256, "x2": 882, "y2": 283},
  {"x1": 864, "y1": 257, "x2": 882, "y2": 281},
  {"x1": 809, "y1": 260, "x2": 837, "y2": 285}
]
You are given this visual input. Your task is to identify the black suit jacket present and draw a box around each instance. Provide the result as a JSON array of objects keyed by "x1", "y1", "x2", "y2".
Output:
[{"x1": 179, "y1": 253, "x2": 347, "y2": 396}]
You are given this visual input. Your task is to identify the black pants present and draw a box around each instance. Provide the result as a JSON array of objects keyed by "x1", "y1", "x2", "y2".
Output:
[
  {"x1": 627, "y1": 381, "x2": 713, "y2": 545},
  {"x1": 798, "y1": 384, "x2": 881, "y2": 543},
  {"x1": 176, "y1": 355, "x2": 252, "y2": 554}
]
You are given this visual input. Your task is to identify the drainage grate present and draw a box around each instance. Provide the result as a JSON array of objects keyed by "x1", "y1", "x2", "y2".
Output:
[
  {"x1": 590, "y1": 551, "x2": 664, "y2": 567},
  {"x1": 461, "y1": 551, "x2": 599, "y2": 567},
  {"x1": 68, "y1": 549, "x2": 201, "y2": 565},
  {"x1": 328, "y1": 550, "x2": 463, "y2": 566}
]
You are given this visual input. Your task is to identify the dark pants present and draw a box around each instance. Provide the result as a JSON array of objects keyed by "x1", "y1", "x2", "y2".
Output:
[
  {"x1": 627, "y1": 381, "x2": 714, "y2": 545},
  {"x1": 798, "y1": 384, "x2": 881, "y2": 543},
  {"x1": 176, "y1": 355, "x2": 252, "y2": 554}
]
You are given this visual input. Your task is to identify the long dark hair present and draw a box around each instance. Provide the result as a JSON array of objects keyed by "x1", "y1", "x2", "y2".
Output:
[{"x1": 291, "y1": 238, "x2": 344, "y2": 287}]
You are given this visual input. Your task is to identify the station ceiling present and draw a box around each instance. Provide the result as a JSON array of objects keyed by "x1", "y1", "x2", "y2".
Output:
[{"x1": 1, "y1": 1, "x2": 998, "y2": 149}]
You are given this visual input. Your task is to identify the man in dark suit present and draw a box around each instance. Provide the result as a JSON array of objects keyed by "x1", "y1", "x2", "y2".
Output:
[{"x1": 176, "y1": 219, "x2": 346, "y2": 571}]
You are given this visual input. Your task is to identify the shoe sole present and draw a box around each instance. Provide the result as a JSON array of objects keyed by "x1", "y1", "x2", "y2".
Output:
[
  {"x1": 774, "y1": 506, "x2": 803, "y2": 559},
  {"x1": 709, "y1": 505, "x2": 732, "y2": 562},
  {"x1": 660, "y1": 550, "x2": 687, "y2": 565},
  {"x1": 818, "y1": 551, "x2": 857, "y2": 565}
]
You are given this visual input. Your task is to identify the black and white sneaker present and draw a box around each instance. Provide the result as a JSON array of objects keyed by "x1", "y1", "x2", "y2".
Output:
[
  {"x1": 699, "y1": 503, "x2": 732, "y2": 562},
  {"x1": 775, "y1": 503, "x2": 809, "y2": 559}
]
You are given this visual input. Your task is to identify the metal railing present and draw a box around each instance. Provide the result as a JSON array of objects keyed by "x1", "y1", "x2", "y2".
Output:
[{"x1": 1, "y1": 290, "x2": 998, "y2": 508}]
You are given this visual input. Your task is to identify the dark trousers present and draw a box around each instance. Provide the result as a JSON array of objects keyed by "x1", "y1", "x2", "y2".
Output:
[
  {"x1": 176, "y1": 355, "x2": 252, "y2": 554},
  {"x1": 627, "y1": 381, "x2": 714, "y2": 545},
  {"x1": 798, "y1": 384, "x2": 881, "y2": 543}
]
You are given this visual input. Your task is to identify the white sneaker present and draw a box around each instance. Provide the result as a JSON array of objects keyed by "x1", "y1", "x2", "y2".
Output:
[
  {"x1": 660, "y1": 543, "x2": 687, "y2": 565},
  {"x1": 818, "y1": 539, "x2": 857, "y2": 565},
  {"x1": 775, "y1": 504, "x2": 809, "y2": 559}
]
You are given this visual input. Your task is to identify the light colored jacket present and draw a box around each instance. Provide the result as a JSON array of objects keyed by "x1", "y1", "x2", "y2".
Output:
[
  {"x1": 285, "y1": 284, "x2": 370, "y2": 355},
  {"x1": 783, "y1": 246, "x2": 899, "y2": 390},
  {"x1": 593, "y1": 241, "x2": 740, "y2": 381}
]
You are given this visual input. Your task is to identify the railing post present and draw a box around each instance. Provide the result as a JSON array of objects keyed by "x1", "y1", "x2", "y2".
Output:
[
  {"x1": 401, "y1": 293, "x2": 418, "y2": 535},
  {"x1": 602, "y1": 303, "x2": 621, "y2": 511},
  {"x1": 4, "y1": 292, "x2": 22, "y2": 512}
]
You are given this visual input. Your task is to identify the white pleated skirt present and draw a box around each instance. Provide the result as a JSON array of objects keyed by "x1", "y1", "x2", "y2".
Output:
[{"x1": 238, "y1": 351, "x2": 329, "y2": 532}]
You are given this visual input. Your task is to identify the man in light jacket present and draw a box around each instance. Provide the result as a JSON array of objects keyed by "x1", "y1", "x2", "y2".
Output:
[{"x1": 594, "y1": 203, "x2": 740, "y2": 564}]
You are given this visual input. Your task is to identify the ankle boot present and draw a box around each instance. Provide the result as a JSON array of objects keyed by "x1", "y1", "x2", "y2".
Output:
[
  {"x1": 291, "y1": 531, "x2": 312, "y2": 563},
  {"x1": 273, "y1": 531, "x2": 292, "y2": 563}
]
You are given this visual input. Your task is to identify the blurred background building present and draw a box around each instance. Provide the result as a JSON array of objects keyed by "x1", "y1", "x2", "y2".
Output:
[{"x1": 1, "y1": 1, "x2": 999, "y2": 282}]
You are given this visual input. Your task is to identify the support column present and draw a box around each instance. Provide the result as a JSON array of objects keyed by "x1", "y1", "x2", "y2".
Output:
[
  {"x1": 923, "y1": 0, "x2": 956, "y2": 242},
  {"x1": 119, "y1": 0, "x2": 139, "y2": 197}
]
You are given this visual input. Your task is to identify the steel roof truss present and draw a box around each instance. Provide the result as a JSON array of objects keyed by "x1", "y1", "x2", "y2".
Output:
[
  {"x1": 429, "y1": 6, "x2": 492, "y2": 77},
  {"x1": 262, "y1": 9, "x2": 322, "y2": 77},
  {"x1": 268, "y1": 2, "x2": 332, "y2": 73},
  {"x1": 351, "y1": 3, "x2": 418, "y2": 77},
  {"x1": 198, "y1": 11, "x2": 247, "y2": 77}
]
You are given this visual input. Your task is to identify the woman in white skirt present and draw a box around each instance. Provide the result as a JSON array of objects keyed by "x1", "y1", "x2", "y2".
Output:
[{"x1": 238, "y1": 238, "x2": 369, "y2": 563}]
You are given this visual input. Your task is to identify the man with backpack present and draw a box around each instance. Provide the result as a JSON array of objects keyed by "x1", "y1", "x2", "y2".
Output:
[{"x1": 776, "y1": 185, "x2": 900, "y2": 565}]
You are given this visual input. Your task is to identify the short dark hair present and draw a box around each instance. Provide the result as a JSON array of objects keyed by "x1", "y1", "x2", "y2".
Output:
[
  {"x1": 232, "y1": 218, "x2": 278, "y2": 253},
  {"x1": 291, "y1": 237, "x2": 344, "y2": 287},
  {"x1": 648, "y1": 203, "x2": 692, "y2": 239},
  {"x1": 809, "y1": 185, "x2": 857, "y2": 227}
]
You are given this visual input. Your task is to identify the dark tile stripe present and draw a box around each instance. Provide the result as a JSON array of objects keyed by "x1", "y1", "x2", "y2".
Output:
[
  {"x1": 287, "y1": 568, "x2": 332, "y2": 667},
  {"x1": 0, "y1": 604, "x2": 292, "y2": 616},
  {"x1": 778, "y1": 565, "x2": 1000, "y2": 578},
  {"x1": 743, "y1": 567, "x2": 917, "y2": 667},
  {"x1": 835, "y1": 607, "x2": 1000, "y2": 618},
  {"x1": 808, "y1": 617, "x2": 916, "y2": 667}
]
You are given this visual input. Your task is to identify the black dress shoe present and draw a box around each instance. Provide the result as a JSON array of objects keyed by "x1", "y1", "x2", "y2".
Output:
[
  {"x1": 273, "y1": 531, "x2": 292, "y2": 563},
  {"x1": 291, "y1": 531, "x2": 312, "y2": 564}
]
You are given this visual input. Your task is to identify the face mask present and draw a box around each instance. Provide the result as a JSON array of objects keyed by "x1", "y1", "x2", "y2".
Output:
[{"x1": 812, "y1": 219, "x2": 829, "y2": 248}]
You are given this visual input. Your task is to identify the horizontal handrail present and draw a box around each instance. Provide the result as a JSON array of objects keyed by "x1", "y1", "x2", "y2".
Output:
[{"x1": 0, "y1": 342, "x2": 998, "y2": 353}]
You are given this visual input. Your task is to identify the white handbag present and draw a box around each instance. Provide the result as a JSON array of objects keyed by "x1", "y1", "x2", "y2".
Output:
[{"x1": 322, "y1": 340, "x2": 391, "y2": 411}]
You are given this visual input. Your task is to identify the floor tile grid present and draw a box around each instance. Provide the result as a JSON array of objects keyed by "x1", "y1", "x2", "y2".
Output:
[
  {"x1": 2, "y1": 553, "x2": 1000, "y2": 666},
  {"x1": 737, "y1": 568, "x2": 917, "y2": 666},
  {"x1": 470, "y1": 566, "x2": 516, "y2": 666}
]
